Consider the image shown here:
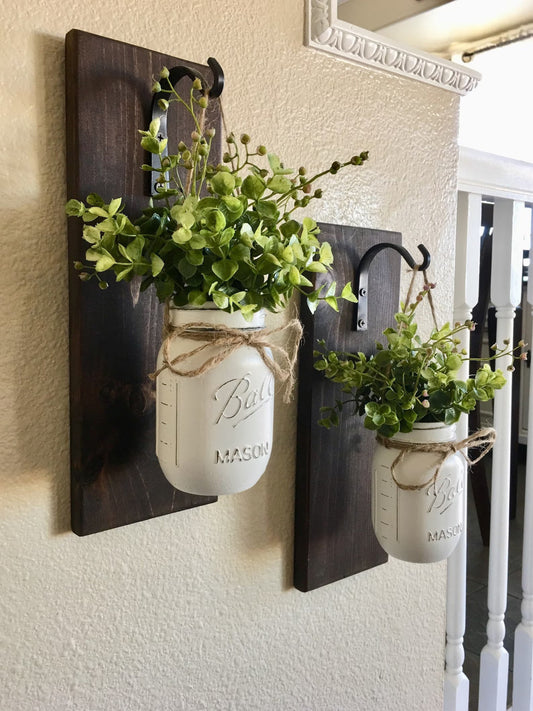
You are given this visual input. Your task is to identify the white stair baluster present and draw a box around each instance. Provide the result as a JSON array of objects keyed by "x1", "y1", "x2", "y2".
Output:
[
  {"x1": 445, "y1": 191, "x2": 482, "y2": 711},
  {"x1": 478, "y1": 198, "x2": 525, "y2": 711},
  {"x1": 512, "y1": 207, "x2": 533, "y2": 711}
]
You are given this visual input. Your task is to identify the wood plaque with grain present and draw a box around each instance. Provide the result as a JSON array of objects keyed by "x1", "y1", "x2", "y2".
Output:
[
  {"x1": 65, "y1": 30, "x2": 221, "y2": 535},
  {"x1": 294, "y1": 224, "x2": 402, "y2": 591}
]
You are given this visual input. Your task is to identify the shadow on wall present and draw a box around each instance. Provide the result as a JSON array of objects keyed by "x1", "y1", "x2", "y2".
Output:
[
  {"x1": 226, "y1": 334, "x2": 299, "y2": 590},
  {"x1": 0, "y1": 33, "x2": 72, "y2": 535}
]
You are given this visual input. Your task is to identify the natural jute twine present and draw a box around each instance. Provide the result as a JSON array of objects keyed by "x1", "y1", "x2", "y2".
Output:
[
  {"x1": 149, "y1": 303, "x2": 303, "y2": 403},
  {"x1": 403, "y1": 264, "x2": 439, "y2": 331},
  {"x1": 376, "y1": 427, "x2": 496, "y2": 491}
]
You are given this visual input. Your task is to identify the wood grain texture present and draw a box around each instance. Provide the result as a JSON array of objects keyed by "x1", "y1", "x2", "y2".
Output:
[
  {"x1": 65, "y1": 30, "x2": 220, "y2": 535},
  {"x1": 294, "y1": 224, "x2": 402, "y2": 591}
]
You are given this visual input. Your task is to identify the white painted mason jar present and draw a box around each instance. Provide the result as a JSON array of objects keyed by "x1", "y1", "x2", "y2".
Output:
[
  {"x1": 372, "y1": 422, "x2": 466, "y2": 563},
  {"x1": 155, "y1": 306, "x2": 274, "y2": 495}
]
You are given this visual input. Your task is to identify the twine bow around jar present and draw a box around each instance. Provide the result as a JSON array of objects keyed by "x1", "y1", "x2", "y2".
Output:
[
  {"x1": 376, "y1": 427, "x2": 496, "y2": 491},
  {"x1": 149, "y1": 303, "x2": 304, "y2": 403}
]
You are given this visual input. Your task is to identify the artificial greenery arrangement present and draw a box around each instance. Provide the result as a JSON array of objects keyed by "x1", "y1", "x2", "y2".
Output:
[
  {"x1": 66, "y1": 69, "x2": 369, "y2": 318},
  {"x1": 315, "y1": 281, "x2": 526, "y2": 438}
]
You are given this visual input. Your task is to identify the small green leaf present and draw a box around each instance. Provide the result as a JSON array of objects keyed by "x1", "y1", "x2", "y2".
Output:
[
  {"x1": 83, "y1": 226, "x2": 100, "y2": 244},
  {"x1": 86, "y1": 193, "x2": 106, "y2": 207},
  {"x1": 116, "y1": 266, "x2": 133, "y2": 282},
  {"x1": 187, "y1": 290, "x2": 207, "y2": 306},
  {"x1": 446, "y1": 354, "x2": 462, "y2": 371},
  {"x1": 210, "y1": 171, "x2": 236, "y2": 196},
  {"x1": 222, "y1": 196, "x2": 243, "y2": 214},
  {"x1": 196, "y1": 197, "x2": 219, "y2": 212},
  {"x1": 239, "y1": 223, "x2": 254, "y2": 246},
  {"x1": 65, "y1": 199, "x2": 85, "y2": 217},
  {"x1": 212, "y1": 292, "x2": 229, "y2": 309},
  {"x1": 306, "y1": 296, "x2": 319, "y2": 314},
  {"x1": 239, "y1": 303, "x2": 257, "y2": 316},
  {"x1": 212, "y1": 259, "x2": 238, "y2": 281},
  {"x1": 229, "y1": 244, "x2": 251, "y2": 263},
  {"x1": 85, "y1": 248, "x2": 101, "y2": 262},
  {"x1": 180, "y1": 212, "x2": 195, "y2": 229},
  {"x1": 88, "y1": 206, "x2": 109, "y2": 218},
  {"x1": 153, "y1": 280, "x2": 173, "y2": 301},
  {"x1": 267, "y1": 175, "x2": 292, "y2": 194},
  {"x1": 100, "y1": 233, "x2": 115, "y2": 252},
  {"x1": 141, "y1": 135, "x2": 162, "y2": 154},
  {"x1": 230, "y1": 291, "x2": 246, "y2": 304},
  {"x1": 126, "y1": 236, "x2": 145, "y2": 262},
  {"x1": 178, "y1": 258, "x2": 197, "y2": 279},
  {"x1": 255, "y1": 201, "x2": 279, "y2": 221},
  {"x1": 302, "y1": 217, "x2": 318, "y2": 232},
  {"x1": 325, "y1": 281, "x2": 337, "y2": 298},
  {"x1": 189, "y1": 233, "x2": 206, "y2": 249},
  {"x1": 108, "y1": 198, "x2": 122, "y2": 216},
  {"x1": 151, "y1": 254, "x2": 164, "y2": 276},
  {"x1": 241, "y1": 175, "x2": 266, "y2": 200},
  {"x1": 97, "y1": 218, "x2": 117, "y2": 233},
  {"x1": 172, "y1": 227, "x2": 192, "y2": 244},
  {"x1": 267, "y1": 153, "x2": 293, "y2": 175},
  {"x1": 118, "y1": 244, "x2": 132, "y2": 262},
  {"x1": 319, "y1": 242, "x2": 334, "y2": 265},
  {"x1": 282, "y1": 246, "x2": 294, "y2": 263},
  {"x1": 280, "y1": 220, "x2": 300, "y2": 238},
  {"x1": 205, "y1": 210, "x2": 227, "y2": 233},
  {"x1": 288, "y1": 266, "x2": 301, "y2": 286},
  {"x1": 253, "y1": 224, "x2": 268, "y2": 248},
  {"x1": 341, "y1": 282, "x2": 358, "y2": 303},
  {"x1": 305, "y1": 261, "x2": 327, "y2": 273},
  {"x1": 325, "y1": 296, "x2": 339, "y2": 311},
  {"x1": 95, "y1": 254, "x2": 115, "y2": 272},
  {"x1": 256, "y1": 253, "x2": 281, "y2": 274},
  {"x1": 218, "y1": 227, "x2": 235, "y2": 247},
  {"x1": 186, "y1": 251, "x2": 204, "y2": 266}
]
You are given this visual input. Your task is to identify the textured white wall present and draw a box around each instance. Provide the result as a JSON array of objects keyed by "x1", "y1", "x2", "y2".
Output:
[{"x1": 0, "y1": 1, "x2": 460, "y2": 709}]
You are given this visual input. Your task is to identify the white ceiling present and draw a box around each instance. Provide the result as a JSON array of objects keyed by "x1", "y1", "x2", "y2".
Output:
[
  {"x1": 338, "y1": 0, "x2": 455, "y2": 34},
  {"x1": 337, "y1": 0, "x2": 533, "y2": 54}
]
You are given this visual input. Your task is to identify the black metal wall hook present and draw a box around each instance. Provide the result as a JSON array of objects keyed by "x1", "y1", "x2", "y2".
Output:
[
  {"x1": 152, "y1": 56, "x2": 224, "y2": 109},
  {"x1": 354, "y1": 243, "x2": 431, "y2": 331},
  {"x1": 150, "y1": 57, "x2": 225, "y2": 195}
]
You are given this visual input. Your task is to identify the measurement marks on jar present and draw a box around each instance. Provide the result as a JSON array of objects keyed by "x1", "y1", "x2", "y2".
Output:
[
  {"x1": 157, "y1": 378, "x2": 179, "y2": 467},
  {"x1": 376, "y1": 465, "x2": 398, "y2": 542}
]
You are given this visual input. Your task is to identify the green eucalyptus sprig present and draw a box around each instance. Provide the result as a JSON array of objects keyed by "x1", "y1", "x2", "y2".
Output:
[
  {"x1": 314, "y1": 285, "x2": 526, "y2": 437},
  {"x1": 66, "y1": 68, "x2": 369, "y2": 318}
]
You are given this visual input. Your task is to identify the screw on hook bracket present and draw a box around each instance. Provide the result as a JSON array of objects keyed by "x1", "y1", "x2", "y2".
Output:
[
  {"x1": 353, "y1": 243, "x2": 431, "y2": 331},
  {"x1": 149, "y1": 57, "x2": 225, "y2": 196}
]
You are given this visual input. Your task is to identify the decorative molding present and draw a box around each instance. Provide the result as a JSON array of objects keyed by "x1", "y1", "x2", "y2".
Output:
[{"x1": 305, "y1": 0, "x2": 480, "y2": 95}]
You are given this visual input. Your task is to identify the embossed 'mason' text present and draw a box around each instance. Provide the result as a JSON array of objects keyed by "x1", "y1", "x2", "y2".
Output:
[
  {"x1": 215, "y1": 442, "x2": 270, "y2": 464},
  {"x1": 427, "y1": 523, "x2": 463, "y2": 542}
]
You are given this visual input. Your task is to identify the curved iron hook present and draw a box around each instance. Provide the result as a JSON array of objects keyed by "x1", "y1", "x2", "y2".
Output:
[
  {"x1": 150, "y1": 57, "x2": 225, "y2": 195},
  {"x1": 203, "y1": 57, "x2": 224, "y2": 99},
  {"x1": 357, "y1": 242, "x2": 430, "y2": 274},
  {"x1": 152, "y1": 56, "x2": 224, "y2": 107},
  {"x1": 354, "y1": 242, "x2": 431, "y2": 331}
]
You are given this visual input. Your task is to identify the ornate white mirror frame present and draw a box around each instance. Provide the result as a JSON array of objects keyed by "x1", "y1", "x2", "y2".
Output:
[{"x1": 305, "y1": 0, "x2": 481, "y2": 95}]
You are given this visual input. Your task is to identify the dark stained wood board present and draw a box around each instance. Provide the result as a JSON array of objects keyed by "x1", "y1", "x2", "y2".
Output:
[
  {"x1": 294, "y1": 225, "x2": 402, "y2": 591},
  {"x1": 65, "y1": 30, "x2": 221, "y2": 535}
]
